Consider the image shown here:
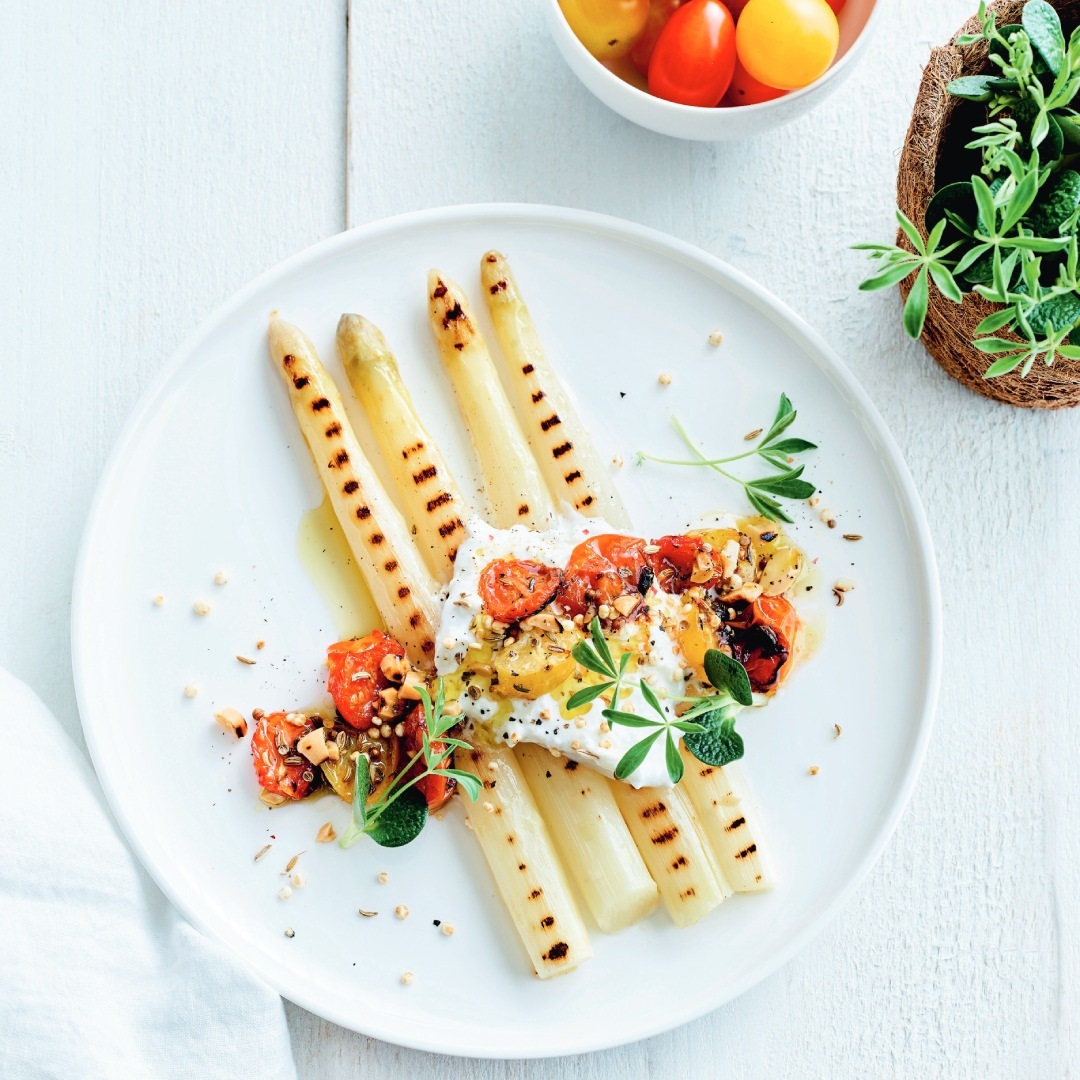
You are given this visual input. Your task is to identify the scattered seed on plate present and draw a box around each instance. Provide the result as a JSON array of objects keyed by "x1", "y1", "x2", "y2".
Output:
[
  {"x1": 395, "y1": 905, "x2": 409, "y2": 920},
  {"x1": 834, "y1": 723, "x2": 843, "y2": 739},
  {"x1": 236, "y1": 655, "x2": 257, "y2": 666},
  {"x1": 378, "y1": 871, "x2": 389, "y2": 885},
  {"x1": 214, "y1": 570, "x2": 228, "y2": 585},
  {"x1": 657, "y1": 372, "x2": 673, "y2": 386},
  {"x1": 316, "y1": 822, "x2": 336, "y2": 843},
  {"x1": 708, "y1": 329, "x2": 723, "y2": 346},
  {"x1": 254, "y1": 843, "x2": 272, "y2": 862},
  {"x1": 358, "y1": 909, "x2": 378, "y2": 918},
  {"x1": 278, "y1": 885, "x2": 293, "y2": 900},
  {"x1": 819, "y1": 508, "x2": 837, "y2": 528},
  {"x1": 809, "y1": 765, "x2": 820, "y2": 776},
  {"x1": 284, "y1": 928, "x2": 295, "y2": 939},
  {"x1": 193, "y1": 600, "x2": 211, "y2": 616},
  {"x1": 291, "y1": 871, "x2": 307, "y2": 888},
  {"x1": 215, "y1": 708, "x2": 248, "y2": 738},
  {"x1": 401, "y1": 971, "x2": 414, "y2": 985},
  {"x1": 835, "y1": 578, "x2": 855, "y2": 592},
  {"x1": 256, "y1": 639, "x2": 266, "y2": 650},
  {"x1": 183, "y1": 683, "x2": 198, "y2": 699},
  {"x1": 843, "y1": 534, "x2": 862, "y2": 542},
  {"x1": 611, "y1": 454, "x2": 624, "y2": 469},
  {"x1": 743, "y1": 427, "x2": 763, "y2": 441},
  {"x1": 285, "y1": 853, "x2": 303, "y2": 873}
]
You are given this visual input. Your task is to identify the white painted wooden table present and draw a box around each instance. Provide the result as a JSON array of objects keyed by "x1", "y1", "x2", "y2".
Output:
[{"x1": 2, "y1": 1, "x2": 1075, "y2": 1075}]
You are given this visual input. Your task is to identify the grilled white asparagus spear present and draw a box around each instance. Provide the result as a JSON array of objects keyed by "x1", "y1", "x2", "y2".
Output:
[
  {"x1": 268, "y1": 318, "x2": 439, "y2": 664},
  {"x1": 480, "y1": 251, "x2": 630, "y2": 528},
  {"x1": 517, "y1": 744, "x2": 658, "y2": 933},
  {"x1": 336, "y1": 314, "x2": 465, "y2": 582},
  {"x1": 427, "y1": 271, "x2": 555, "y2": 530},
  {"x1": 679, "y1": 753, "x2": 776, "y2": 892},
  {"x1": 609, "y1": 780, "x2": 732, "y2": 928},
  {"x1": 457, "y1": 744, "x2": 592, "y2": 977}
]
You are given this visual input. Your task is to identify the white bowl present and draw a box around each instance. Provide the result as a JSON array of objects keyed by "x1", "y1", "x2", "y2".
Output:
[{"x1": 546, "y1": 0, "x2": 883, "y2": 141}]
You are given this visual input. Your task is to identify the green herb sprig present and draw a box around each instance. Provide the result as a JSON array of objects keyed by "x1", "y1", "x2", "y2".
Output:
[
  {"x1": 567, "y1": 616, "x2": 754, "y2": 785},
  {"x1": 339, "y1": 678, "x2": 481, "y2": 849},
  {"x1": 858, "y1": 0, "x2": 1080, "y2": 377},
  {"x1": 635, "y1": 393, "x2": 817, "y2": 524}
]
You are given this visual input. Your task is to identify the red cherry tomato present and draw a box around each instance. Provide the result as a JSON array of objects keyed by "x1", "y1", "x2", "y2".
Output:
[
  {"x1": 648, "y1": 0, "x2": 737, "y2": 107},
  {"x1": 645, "y1": 534, "x2": 721, "y2": 592},
  {"x1": 561, "y1": 534, "x2": 647, "y2": 617},
  {"x1": 825, "y1": 0, "x2": 845, "y2": 10},
  {"x1": 250, "y1": 711, "x2": 322, "y2": 800},
  {"x1": 724, "y1": 56, "x2": 788, "y2": 104},
  {"x1": 725, "y1": 0, "x2": 751, "y2": 15},
  {"x1": 478, "y1": 558, "x2": 563, "y2": 623},
  {"x1": 630, "y1": 0, "x2": 682, "y2": 74},
  {"x1": 403, "y1": 705, "x2": 457, "y2": 811},
  {"x1": 725, "y1": 595, "x2": 798, "y2": 692},
  {"x1": 326, "y1": 630, "x2": 405, "y2": 729}
]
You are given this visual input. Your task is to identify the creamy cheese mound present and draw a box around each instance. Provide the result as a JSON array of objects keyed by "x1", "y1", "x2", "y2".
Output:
[{"x1": 435, "y1": 515, "x2": 704, "y2": 789}]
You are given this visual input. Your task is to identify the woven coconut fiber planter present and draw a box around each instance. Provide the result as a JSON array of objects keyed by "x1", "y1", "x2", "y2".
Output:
[{"x1": 897, "y1": 0, "x2": 1080, "y2": 408}]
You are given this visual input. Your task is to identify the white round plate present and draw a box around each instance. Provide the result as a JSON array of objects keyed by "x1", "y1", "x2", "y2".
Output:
[{"x1": 72, "y1": 204, "x2": 940, "y2": 1059}]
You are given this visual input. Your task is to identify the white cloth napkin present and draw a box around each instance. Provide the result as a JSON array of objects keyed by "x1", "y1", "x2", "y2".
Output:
[{"x1": 0, "y1": 669, "x2": 298, "y2": 1080}]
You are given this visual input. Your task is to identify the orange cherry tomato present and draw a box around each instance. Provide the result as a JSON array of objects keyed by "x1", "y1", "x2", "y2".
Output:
[
  {"x1": 648, "y1": 0, "x2": 737, "y2": 107},
  {"x1": 645, "y1": 534, "x2": 721, "y2": 592},
  {"x1": 735, "y1": 0, "x2": 838, "y2": 91},
  {"x1": 478, "y1": 558, "x2": 563, "y2": 623},
  {"x1": 403, "y1": 705, "x2": 457, "y2": 812},
  {"x1": 630, "y1": 0, "x2": 683, "y2": 74},
  {"x1": 724, "y1": 56, "x2": 788, "y2": 104},
  {"x1": 326, "y1": 630, "x2": 405, "y2": 729},
  {"x1": 560, "y1": 0, "x2": 651, "y2": 60},
  {"x1": 561, "y1": 534, "x2": 647, "y2": 617},
  {"x1": 725, "y1": 595, "x2": 798, "y2": 692},
  {"x1": 250, "y1": 711, "x2": 322, "y2": 800}
]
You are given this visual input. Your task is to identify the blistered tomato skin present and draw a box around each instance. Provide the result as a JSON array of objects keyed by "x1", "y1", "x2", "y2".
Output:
[
  {"x1": 630, "y1": 0, "x2": 683, "y2": 74},
  {"x1": 648, "y1": 0, "x2": 737, "y2": 107},
  {"x1": 560, "y1": 0, "x2": 651, "y2": 60},
  {"x1": 326, "y1": 630, "x2": 405, "y2": 729},
  {"x1": 251, "y1": 712, "x2": 322, "y2": 800},
  {"x1": 735, "y1": 0, "x2": 839, "y2": 91},
  {"x1": 724, "y1": 56, "x2": 788, "y2": 104},
  {"x1": 560, "y1": 534, "x2": 647, "y2": 617}
]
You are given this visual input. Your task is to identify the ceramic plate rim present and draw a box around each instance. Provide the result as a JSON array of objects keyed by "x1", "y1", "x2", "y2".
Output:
[{"x1": 71, "y1": 203, "x2": 941, "y2": 1059}]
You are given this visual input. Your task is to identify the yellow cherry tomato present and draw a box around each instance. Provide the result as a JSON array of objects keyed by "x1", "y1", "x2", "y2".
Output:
[
  {"x1": 560, "y1": 0, "x2": 651, "y2": 60},
  {"x1": 735, "y1": 0, "x2": 838, "y2": 91}
]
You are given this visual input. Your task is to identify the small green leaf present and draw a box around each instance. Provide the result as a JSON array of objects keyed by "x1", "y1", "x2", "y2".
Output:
[
  {"x1": 566, "y1": 681, "x2": 614, "y2": 711},
  {"x1": 338, "y1": 754, "x2": 372, "y2": 849},
  {"x1": 638, "y1": 679, "x2": 667, "y2": 721},
  {"x1": 589, "y1": 616, "x2": 616, "y2": 676},
  {"x1": 442, "y1": 769, "x2": 483, "y2": 802},
  {"x1": 670, "y1": 719, "x2": 708, "y2": 734},
  {"x1": 975, "y1": 307, "x2": 1018, "y2": 335},
  {"x1": 764, "y1": 437, "x2": 817, "y2": 454},
  {"x1": 603, "y1": 709, "x2": 662, "y2": 729},
  {"x1": 1023, "y1": 0, "x2": 1065, "y2": 76},
  {"x1": 747, "y1": 477, "x2": 816, "y2": 499},
  {"x1": 973, "y1": 336, "x2": 1024, "y2": 354},
  {"x1": 771, "y1": 392, "x2": 794, "y2": 425},
  {"x1": 759, "y1": 408, "x2": 797, "y2": 447},
  {"x1": 971, "y1": 175, "x2": 998, "y2": 236},
  {"x1": 984, "y1": 351, "x2": 1026, "y2": 376},
  {"x1": 1001, "y1": 167, "x2": 1040, "y2": 232},
  {"x1": 614, "y1": 730, "x2": 663, "y2": 781},
  {"x1": 929, "y1": 263, "x2": 964, "y2": 303},
  {"x1": 903, "y1": 267, "x2": 930, "y2": 339},
  {"x1": 745, "y1": 488, "x2": 793, "y2": 524},
  {"x1": 896, "y1": 209, "x2": 926, "y2": 255},
  {"x1": 572, "y1": 640, "x2": 615, "y2": 679},
  {"x1": 665, "y1": 731, "x2": 684, "y2": 785},
  {"x1": 682, "y1": 709, "x2": 745, "y2": 768},
  {"x1": 365, "y1": 788, "x2": 428, "y2": 848},
  {"x1": 859, "y1": 261, "x2": 921, "y2": 292},
  {"x1": 703, "y1": 649, "x2": 753, "y2": 707}
]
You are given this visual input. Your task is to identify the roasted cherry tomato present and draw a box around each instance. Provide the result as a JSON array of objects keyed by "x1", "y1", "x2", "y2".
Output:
[
  {"x1": 645, "y1": 534, "x2": 721, "y2": 592},
  {"x1": 561, "y1": 534, "x2": 647, "y2": 617},
  {"x1": 725, "y1": 594, "x2": 798, "y2": 692},
  {"x1": 648, "y1": 0, "x2": 737, "y2": 107},
  {"x1": 735, "y1": 0, "x2": 838, "y2": 91},
  {"x1": 630, "y1": 0, "x2": 683, "y2": 74},
  {"x1": 560, "y1": 0, "x2": 651, "y2": 60},
  {"x1": 326, "y1": 630, "x2": 405, "y2": 729},
  {"x1": 724, "y1": 56, "x2": 788, "y2": 104},
  {"x1": 250, "y1": 711, "x2": 322, "y2": 800},
  {"x1": 478, "y1": 558, "x2": 563, "y2": 623},
  {"x1": 403, "y1": 704, "x2": 457, "y2": 811}
]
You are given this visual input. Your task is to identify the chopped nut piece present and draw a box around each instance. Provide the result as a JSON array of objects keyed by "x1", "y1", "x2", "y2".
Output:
[
  {"x1": 193, "y1": 600, "x2": 211, "y2": 616},
  {"x1": 809, "y1": 765, "x2": 820, "y2": 776},
  {"x1": 278, "y1": 885, "x2": 293, "y2": 900},
  {"x1": 214, "y1": 707, "x2": 248, "y2": 739},
  {"x1": 259, "y1": 790, "x2": 288, "y2": 808},
  {"x1": 819, "y1": 508, "x2": 837, "y2": 528},
  {"x1": 316, "y1": 822, "x2": 336, "y2": 844},
  {"x1": 708, "y1": 329, "x2": 723, "y2": 346},
  {"x1": 440, "y1": 923, "x2": 455, "y2": 936},
  {"x1": 834, "y1": 578, "x2": 856, "y2": 592},
  {"x1": 482, "y1": 801, "x2": 495, "y2": 814},
  {"x1": 183, "y1": 683, "x2": 198, "y2": 699},
  {"x1": 256, "y1": 639, "x2": 266, "y2": 650},
  {"x1": 658, "y1": 372, "x2": 673, "y2": 386},
  {"x1": 378, "y1": 871, "x2": 390, "y2": 884},
  {"x1": 401, "y1": 971, "x2": 414, "y2": 985},
  {"x1": 380, "y1": 653, "x2": 408, "y2": 684},
  {"x1": 611, "y1": 454, "x2": 624, "y2": 469},
  {"x1": 520, "y1": 612, "x2": 561, "y2": 634},
  {"x1": 325, "y1": 741, "x2": 340, "y2": 763},
  {"x1": 808, "y1": 495, "x2": 820, "y2": 508},
  {"x1": 611, "y1": 593, "x2": 639, "y2": 617},
  {"x1": 284, "y1": 928, "x2": 295, "y2": 938},
  {"x1": 291, "y1": 871, "x2": 307, "y2": 888},
  {"x1": 642, "y1": 543, "x2": 660, "y2": 555},
  {"x1": 597, "y1": 603, "x2": 612, "y2": 619},
  {"x1": 442, "y1": 701, "x2": 462, "y2": 718},
  {"x1": 395, "y1": 904, "x2": 409, "y2": 920},
  {"x1": 377, "y1": 687, "x2": 399, "y2": 719},
  {"x1": 152, "y1": 594, "x2": 165, "y2": 606},
  {"x1": 690, "y1": 550, "x2": 715, "y2": 584},
  {"x1": 549, "y1": 747, "x2": 561, "y2": 758},
  {"x1": 297, "y1": 727, "x2": 331, "y2": 766},
  {"x1": 214, "y1": 570, "x2": 228, "y2": 585}
]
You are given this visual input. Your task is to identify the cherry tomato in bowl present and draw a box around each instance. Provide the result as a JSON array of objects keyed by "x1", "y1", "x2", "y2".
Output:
[
  {"x1": 648, "y1": 0, "x2": 737, "y2": 107},
  {"x1": 735, "y1": 0, "x2": 839, "y2": 92},
  {"x1": 724, "y1": 56, "x2": 788, "y2": 105},
  {"x1": 560, "y1": 0, "x2": 651, "y2": 60},
  {"x1": 630, "y1": 0, "x2": 682, "y2": 74}
]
